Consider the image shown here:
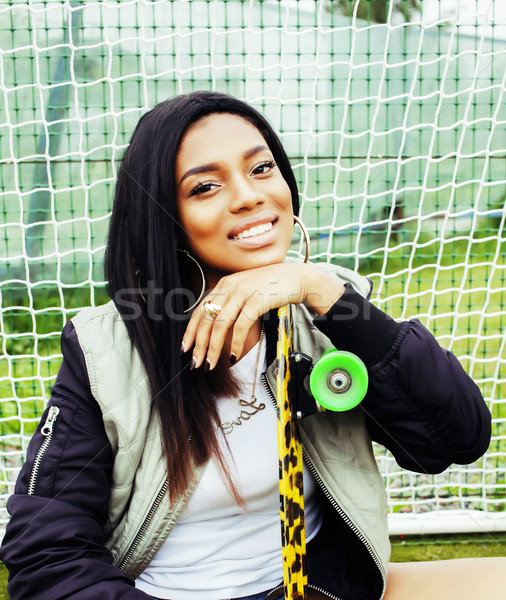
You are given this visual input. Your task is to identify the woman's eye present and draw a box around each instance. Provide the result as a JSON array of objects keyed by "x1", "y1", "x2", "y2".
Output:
[
  {"x1": 189, "y1": 182, "x2": 216, "y2": 196},
  {"x1": 252, "y1": 160, "x2": 276, "y2": 175}
]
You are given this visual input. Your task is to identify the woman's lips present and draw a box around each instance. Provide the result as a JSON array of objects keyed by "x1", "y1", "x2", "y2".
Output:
[
  {"x1": 229, "y1": 219, "x2": 278, "y2": 248},
  {"x1": 231, "y1": 220, "x2": 273, "y2": 240},
  {"x1": 228, "y1": 211, "x2": 278, "y2": 239}
]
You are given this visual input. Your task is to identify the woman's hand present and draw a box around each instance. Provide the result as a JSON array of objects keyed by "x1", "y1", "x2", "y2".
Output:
[{"x1": 181, "y1": 262, "x2": 345, "y2": 370}]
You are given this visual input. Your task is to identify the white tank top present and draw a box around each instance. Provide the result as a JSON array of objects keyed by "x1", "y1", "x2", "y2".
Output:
[{"x1": 136, "y1": 340, "x2": 323, "y2": 600}]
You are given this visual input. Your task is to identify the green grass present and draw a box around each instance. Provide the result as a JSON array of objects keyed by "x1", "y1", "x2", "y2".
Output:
[
  {"x1": 0, "y1": 565, "x2": 6, "y2": 600},
  {"x1": 390, "y1": 534, "x2": 506, "y2": 562},
  {"x1": 0, "y1": 284, "x2": 110, "y2": 438}
]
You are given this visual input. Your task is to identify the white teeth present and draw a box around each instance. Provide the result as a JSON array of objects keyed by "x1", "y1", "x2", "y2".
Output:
[{"x1": 234, "y1": 221, "x2": 273, "y2": 240}]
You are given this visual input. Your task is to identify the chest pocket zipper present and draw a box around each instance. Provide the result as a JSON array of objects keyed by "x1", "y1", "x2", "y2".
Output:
[{"x1": 27, "y1": 405, "x2": 60, "y2": 496}]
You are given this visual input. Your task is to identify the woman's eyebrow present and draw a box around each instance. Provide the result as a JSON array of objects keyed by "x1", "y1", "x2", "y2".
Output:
[
  {"x1": 243, "y1": 144, "x2": 269, "y2": 160},
  {"x1": 179, "y1": 163, "x2": 219, "y2": 185},
  {"x1": 179, "y1": 144, "x2": 270, "y2": 185}
]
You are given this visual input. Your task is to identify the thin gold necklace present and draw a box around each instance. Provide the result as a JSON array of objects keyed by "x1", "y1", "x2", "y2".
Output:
[{"x1": 220, "y1": 326, "x2": 265, "y2": 435}]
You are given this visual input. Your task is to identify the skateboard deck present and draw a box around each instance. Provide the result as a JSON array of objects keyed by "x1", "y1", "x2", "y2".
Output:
[
  {"x1": 275, "y1": 304, "x2": 369, "y2": 600},
  {"x1": 276, "y1": 304, "x2": 308, "y2": 600}
]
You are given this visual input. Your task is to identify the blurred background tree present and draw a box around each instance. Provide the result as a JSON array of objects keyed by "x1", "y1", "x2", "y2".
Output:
[{"x1": 325, "y1": 0, "x2": 422, "y2": 23}]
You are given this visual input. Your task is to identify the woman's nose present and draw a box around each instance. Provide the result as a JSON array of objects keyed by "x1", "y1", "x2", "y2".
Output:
[{"x1": 229, "y1": 176, "x2": 265, "y2": 212}]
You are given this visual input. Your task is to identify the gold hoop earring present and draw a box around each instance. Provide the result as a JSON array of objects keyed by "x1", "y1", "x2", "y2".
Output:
[
  {"x1": 294, "y1": 215, "x2": 310, "y2": 263},
  {"x1": 177, "y1": 249, "x2": 206, "y2": 314}
]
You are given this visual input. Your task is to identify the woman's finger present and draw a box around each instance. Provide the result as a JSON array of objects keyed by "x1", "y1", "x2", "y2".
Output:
[
  {"x1": 204, "y1": 300, "x2": 247, "y2": 370},
  {"x1": 203, "y1": 275, "x2": 272, "y2": 369},
  {"x1": 181, "y1": 289, "x2": 226, "y2": 356},
  {"x1": 185, "y1": 288, "x2": 235, "y2": 369},
  {"x1": 227, "y1": 294, "x2": 270, "y2": 362}
]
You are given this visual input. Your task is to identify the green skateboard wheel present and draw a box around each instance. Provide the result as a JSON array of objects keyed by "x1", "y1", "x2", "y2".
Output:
[{"x1": 309, "y1": 350, "x2": 368, "y2": 412}]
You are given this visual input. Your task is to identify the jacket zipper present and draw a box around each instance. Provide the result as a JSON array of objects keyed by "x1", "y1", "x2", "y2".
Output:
[
  {"x1": 118, "y1": 479, "x2": 169, "y2": 571},
  {"x1": 268, "y1": 582, "x2": 342, "y2": 600},
  {"x1": 303, "y1": 452, "x2": 386, "y2": 599},
  {"x1": 118, "y1": 434, "x2": 192, "y2": 572},
  {"x1": 262, "y1": 373, "x2": 386, "y2": 600},
  {"x1": 27, "y1": 405, "x2": 60, "y2": 496}
]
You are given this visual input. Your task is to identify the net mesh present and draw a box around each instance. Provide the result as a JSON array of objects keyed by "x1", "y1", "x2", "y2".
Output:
[{"x1": 1, "y1": 0, "x2": 505, "y2": 533}]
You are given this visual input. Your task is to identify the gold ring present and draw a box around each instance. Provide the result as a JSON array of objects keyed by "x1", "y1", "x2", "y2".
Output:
[{"x1": 203, "y1": 302, "x2": 222, "y2": 320}]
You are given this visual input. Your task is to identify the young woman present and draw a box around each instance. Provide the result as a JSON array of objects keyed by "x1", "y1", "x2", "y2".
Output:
[{"x1": 1, "y1": 91, "x2": 503, "y2": 600}]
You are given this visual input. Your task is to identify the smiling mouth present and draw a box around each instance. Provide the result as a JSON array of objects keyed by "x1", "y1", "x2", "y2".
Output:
[{"x1": 230, "y1": 219, "x2": 276, "y2": 240}]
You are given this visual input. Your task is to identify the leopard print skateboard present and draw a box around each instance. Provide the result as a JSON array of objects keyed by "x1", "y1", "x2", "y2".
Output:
[
  {"x1": 276, "y1": 305, "x2": 308, "y2": 600},
  {"x1": 275, "y1": 305, "x2": 368, "y2": 600}
]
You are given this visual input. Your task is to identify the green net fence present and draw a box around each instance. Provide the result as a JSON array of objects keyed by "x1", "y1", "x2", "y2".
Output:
[{"x1": 0, "y1": 0, "x2": 505, "y2": 534}]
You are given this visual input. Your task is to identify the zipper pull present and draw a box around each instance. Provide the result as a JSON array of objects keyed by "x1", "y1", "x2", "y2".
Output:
[{"x1": 41, "y1": 406, "x2": 60, "y2": 436}]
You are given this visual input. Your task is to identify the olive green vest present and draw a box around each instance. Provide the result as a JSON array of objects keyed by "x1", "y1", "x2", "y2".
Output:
[{"x1": 71, "y1": 263, "x2": 389, "y2": 595}]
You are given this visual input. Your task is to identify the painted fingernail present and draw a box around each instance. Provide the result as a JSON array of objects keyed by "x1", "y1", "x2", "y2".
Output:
[
  {"x1": 190, "y1": 357, "x2": 196, "y2": 370},
  {"x1": 204, "y1": 359, "x2": 211, "y2": 373},
  {"x1": 230, "y1": 353, "x2": 237, "y2": 365},
  {"x1": 180, "y1": 341, "x2": 186, "y2": 355}
]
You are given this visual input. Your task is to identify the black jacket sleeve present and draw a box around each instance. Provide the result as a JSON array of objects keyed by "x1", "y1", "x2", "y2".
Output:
[
  {"x1": 0, "y1": 322, "x2": 152, "y2": 600},
  {"x1": 313, "y1": 283, "x2": 492, "y2": 474}
]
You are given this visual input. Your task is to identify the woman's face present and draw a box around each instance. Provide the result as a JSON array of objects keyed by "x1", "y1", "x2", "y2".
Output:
[{"x1": 175, "y1": 113, "x2": 294, "y2": 288}]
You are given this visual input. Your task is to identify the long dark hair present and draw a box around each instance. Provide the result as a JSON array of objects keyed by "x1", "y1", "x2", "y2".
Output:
[{"x1": 105, "y1": 91, "x2": 299, "y2": 501}]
